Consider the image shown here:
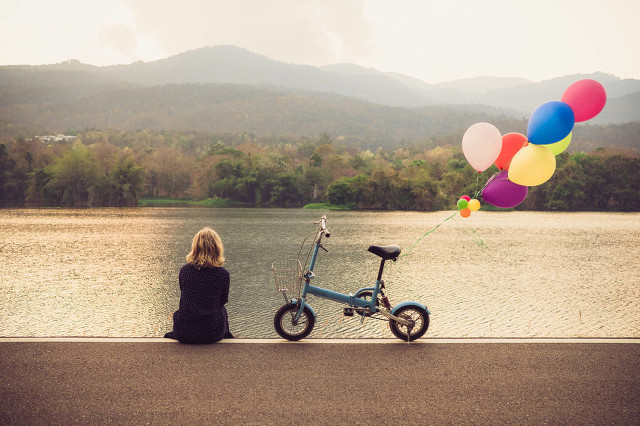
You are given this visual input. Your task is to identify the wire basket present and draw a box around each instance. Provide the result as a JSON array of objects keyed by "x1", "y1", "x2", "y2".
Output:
[{"x1": 272, "y1": 259, "x2": 303, "y2": 297}]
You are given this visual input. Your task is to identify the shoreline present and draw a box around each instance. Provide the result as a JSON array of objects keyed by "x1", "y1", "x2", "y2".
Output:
[
  {"x1": 2, "y1": 203, "x2": 639, "y2": 213},
  {"x1": 2, "y1": 337, "x2": 640, "y2": 343}
]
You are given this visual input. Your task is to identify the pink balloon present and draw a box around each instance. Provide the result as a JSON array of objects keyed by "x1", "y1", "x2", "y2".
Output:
[
  {"x1": 462, "y1": 122, "x2": 502, "y2": 172},
  {"x1": 561, "y1": 79, "x2": 607, "y2": 122}
]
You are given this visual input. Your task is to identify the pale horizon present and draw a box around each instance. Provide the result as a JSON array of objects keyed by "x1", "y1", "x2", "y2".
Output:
[{"x1": 1, "y1": 0, "x2": 639, "y2": 84}]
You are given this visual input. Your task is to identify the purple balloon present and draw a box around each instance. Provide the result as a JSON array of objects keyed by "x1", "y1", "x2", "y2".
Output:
[{"x1": 481, "y1": 171, "x2": 528, "y2": 208}]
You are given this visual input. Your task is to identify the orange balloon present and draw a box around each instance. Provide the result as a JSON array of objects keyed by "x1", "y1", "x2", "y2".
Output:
[
  {"x1": 460, "y1": 208, "x2": 471, "y2": 218},
  {"x1": 495, "y1": 133, "x2": 528, "y2": 171}
]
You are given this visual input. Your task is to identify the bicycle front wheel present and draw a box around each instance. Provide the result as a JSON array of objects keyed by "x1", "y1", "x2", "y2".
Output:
[{"x1": 274, "y1": 304, "x2": 315, "y2": 341}]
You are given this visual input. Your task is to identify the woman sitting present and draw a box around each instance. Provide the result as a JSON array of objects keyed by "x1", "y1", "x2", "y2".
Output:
[{"x1": 165, "y1": 227, "x2": 233, "y2": 343}]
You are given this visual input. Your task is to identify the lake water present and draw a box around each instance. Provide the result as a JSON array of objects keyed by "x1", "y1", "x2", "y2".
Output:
[{"x1": 1, "y1": 208, "x2": 638, "y2": 338}]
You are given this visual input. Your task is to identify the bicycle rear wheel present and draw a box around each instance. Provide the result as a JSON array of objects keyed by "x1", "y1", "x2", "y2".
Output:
[
  {"x1": 274, "y1": 304, "x2": 315, "y2": 341},
  {"x1": 389, "y1": 305, "x2": 429, "y2": 341}
]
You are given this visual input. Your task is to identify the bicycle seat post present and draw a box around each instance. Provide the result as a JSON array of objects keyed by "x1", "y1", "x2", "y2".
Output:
[
  {"x1": 376, "y1": 259, "x2": 386, "y2": 282},
  {"x1": 367, "y1": 245, "x2": 400, "y2": 282}
]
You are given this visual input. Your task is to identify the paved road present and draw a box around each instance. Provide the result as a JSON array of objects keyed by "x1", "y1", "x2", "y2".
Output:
[{"x1": 1, "y1": 340, "x2": 639, "y2": 424}]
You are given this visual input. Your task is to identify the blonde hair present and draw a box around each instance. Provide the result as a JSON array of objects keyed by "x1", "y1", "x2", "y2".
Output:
[{"x1": 186, "y1": 227, "x2": 225, "y2": 268}]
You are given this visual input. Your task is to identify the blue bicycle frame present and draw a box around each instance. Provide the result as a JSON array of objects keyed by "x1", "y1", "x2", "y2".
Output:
[{"x1": 292, "y1": 217, "x2": 383, "y2": 323}]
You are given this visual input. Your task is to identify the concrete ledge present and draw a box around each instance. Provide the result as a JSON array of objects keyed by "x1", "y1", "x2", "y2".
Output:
[
  {"x1": 2, "y1": 337, "x2": 640, "y2": 343},
  {"x1": 2, "y1": 338, "x2": 639, "y2": 424}
]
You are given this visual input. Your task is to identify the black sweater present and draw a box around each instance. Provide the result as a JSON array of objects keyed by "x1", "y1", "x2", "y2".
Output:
[{"x1": 172, "y1": 264, "x2": 230, "y2": 343}]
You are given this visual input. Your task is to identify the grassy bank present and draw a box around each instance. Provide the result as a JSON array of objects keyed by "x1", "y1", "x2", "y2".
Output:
[
  {"x1": 139, "y1": 199, "x2": 355, "y2": 209},
  {"x1": 138, "y1": 198, "x2": 244, "y2": 207},
  {"x1": 302, "y1": 202, "x2": 355, "y2": 210},
  {"x1": 139, "y1": 199, "x2": 503, "y2": 212}
]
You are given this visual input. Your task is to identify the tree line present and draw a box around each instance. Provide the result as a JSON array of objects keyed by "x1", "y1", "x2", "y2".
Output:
[{"x1": 1, "y1": 129, "x2": 638, "y2": 211}]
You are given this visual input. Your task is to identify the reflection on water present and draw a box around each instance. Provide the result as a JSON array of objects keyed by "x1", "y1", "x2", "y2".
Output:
[{"x1": 0, "y1": 208, "x2": 638, "y2": 338}]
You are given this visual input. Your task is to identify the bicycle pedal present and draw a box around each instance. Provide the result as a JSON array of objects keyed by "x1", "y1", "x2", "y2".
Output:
[{"x1": 343, "y1": 308, "x2": 354, "y2": 316}]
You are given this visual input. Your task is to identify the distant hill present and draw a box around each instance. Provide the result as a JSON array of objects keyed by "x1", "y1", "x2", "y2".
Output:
[
  {"x1": 592, "y1": 91, "x2": 640, "y2": 124},
  {"x1": 0, "y1": 82, "x2": 521, "y2": 147},
  {"x1": 2, "y1": 81, "x2": 638, "y2": 152},
  {"x1": 435, "y1": 76, "x2": 532, "y2": 93},
  {"x1": 0, "y1": 45, "x2": 638, "y2": 151},
  {"x1": 2, "y1": 45, "x2": 639, "y2": 116}
]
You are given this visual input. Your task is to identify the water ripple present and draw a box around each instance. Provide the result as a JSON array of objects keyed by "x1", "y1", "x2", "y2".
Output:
[{"x1": 1, "y1": 209, "x2": 638, "y2": 338}]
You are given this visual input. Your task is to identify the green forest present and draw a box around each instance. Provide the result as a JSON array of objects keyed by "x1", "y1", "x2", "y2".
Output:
[{"x1": 1, "y1": 129, "x2": 639, "y2": 211}]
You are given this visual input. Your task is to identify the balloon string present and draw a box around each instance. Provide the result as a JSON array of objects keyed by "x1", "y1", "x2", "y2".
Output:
[
  {"x1": 472, "y1": 171, "x2": 514, "y2": 201},
  {"x1": 400, "y1": 211, "x2": 458, "y2": 259},
  {"x1": 452, "y1": 216, "x2": 488, "y2": 251},
  {"x1": 388, "y1": 209, "x2": 487, "y2": 279},
  {"x1": 474, "y1": 173, "x2": 481, "y2": 198},
  {"x1": 472, "y1": 173, "x2": 480, "y2": 198},
  {"x1": 394, "y1": 172, "x2": 494, "y2": 269},
  {"x1": 473, "y1": 172, "x2": 495, "y2": 200},
  {"x1": 399, "y1": 210, "x2": 488, "y2": 260}
]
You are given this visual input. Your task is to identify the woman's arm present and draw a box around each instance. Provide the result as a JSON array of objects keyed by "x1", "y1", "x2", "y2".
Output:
[
  {"x1": 220, "y1": 268, "x2": 230, "y2": 306},
  {"x1": 178, "y1": 265, "x2": 186, "y2": 291}
]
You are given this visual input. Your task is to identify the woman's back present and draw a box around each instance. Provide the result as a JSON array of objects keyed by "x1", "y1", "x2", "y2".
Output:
[
  {"x1": 178, "y1": 264, "x2": 229, "y2": 317},
  {"x1": 166, "y1": 227, "x2": 232, "y2": 343}
]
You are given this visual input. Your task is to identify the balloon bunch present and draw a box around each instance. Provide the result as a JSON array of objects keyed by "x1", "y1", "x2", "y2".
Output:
[
  {"x1": 459, "y1": 79, "x2": 607, "y2": 213},
  {"x1": 457, "y1": 195, "x2": 481, "y2": 218}
]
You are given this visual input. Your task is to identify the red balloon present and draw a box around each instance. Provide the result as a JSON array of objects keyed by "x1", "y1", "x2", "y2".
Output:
[
  {"x1": 495, "y1": 133, "x2": 528, "y2": 171},
  {"x1": 460, "y1": 195, "x2": 471, "y2": 201},
  {"x1": 561, "y1": 79, "x2": 607, "y2": 122}
]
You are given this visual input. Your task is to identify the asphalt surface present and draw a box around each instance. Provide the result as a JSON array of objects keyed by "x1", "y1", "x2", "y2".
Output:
[{"x1": 1, "y1": 340, "x2": 639, "y2": 425}]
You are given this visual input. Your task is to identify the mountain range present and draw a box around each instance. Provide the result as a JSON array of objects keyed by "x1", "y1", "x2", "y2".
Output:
[{"x1": 1, "y1": 45, "x2": 639, "y2": 150}]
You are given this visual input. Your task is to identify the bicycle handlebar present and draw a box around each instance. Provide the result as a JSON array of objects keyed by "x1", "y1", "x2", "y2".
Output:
[{"x1": 318, "y1": 215, "x2": 330, "y2": 238}]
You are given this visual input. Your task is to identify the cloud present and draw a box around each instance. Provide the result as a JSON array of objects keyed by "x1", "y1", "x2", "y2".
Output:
[
  {"x1": 124, "y1": 0, "x2": 373, "y2": 65},
  {"x1": 98, "y1": 22, "x2": 138, "y2": 59}
]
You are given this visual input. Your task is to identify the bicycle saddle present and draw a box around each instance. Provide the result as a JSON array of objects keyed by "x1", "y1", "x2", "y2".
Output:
[{"x1": 367, "y1": 245, "x2": 401, "y2": 260}]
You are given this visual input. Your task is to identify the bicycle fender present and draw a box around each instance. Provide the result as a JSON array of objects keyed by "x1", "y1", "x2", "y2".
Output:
[
  {"x1": 391, "y1": 301, "x2": 430, "y2": 316},
  {"x1": 289, "y1": 299, "x2": 317, "y2": 320}
]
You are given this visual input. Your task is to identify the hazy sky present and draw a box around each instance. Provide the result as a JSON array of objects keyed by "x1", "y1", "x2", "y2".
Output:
[{"x1": 2, "y1": 0, "x2": 639, "y2": 83}]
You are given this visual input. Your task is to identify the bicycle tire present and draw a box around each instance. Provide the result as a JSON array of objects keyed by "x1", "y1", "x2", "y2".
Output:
[
  {"x1": 273, "y1": 304, "x2": 315, "y2": 341},
  {"x1": 389, "y1": 305, "x2": 429, "y2": 341}
]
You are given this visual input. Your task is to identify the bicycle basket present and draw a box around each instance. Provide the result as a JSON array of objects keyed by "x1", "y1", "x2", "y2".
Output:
[{"x1": 272, "y1": 259, "x2": 303, "y2": 296}]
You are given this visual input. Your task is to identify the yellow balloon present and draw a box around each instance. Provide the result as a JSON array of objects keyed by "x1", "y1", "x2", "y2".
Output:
[
  {"x1": 508, "y1": 144, "x2": 556, "y2": 186},
  {"x1": 547, "y1": 132, "x2": 572, "y2": 156},
  {"x1": 468, "y1": 199, "x2": 481, "y2": 211}
]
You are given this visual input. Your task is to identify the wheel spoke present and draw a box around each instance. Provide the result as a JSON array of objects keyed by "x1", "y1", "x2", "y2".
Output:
[
  {"x1": 281, "y1": 308, "x2": 309, "y2": 336},
  {"x1": 389, "y1": 306, "x2": 429, "y2": 341},
  {"x1": 274, "y1": 304, "x2": 315, "y2": 341},
  {"x1": 398, "y1": 311, "x2": 422, "y2": 335}
]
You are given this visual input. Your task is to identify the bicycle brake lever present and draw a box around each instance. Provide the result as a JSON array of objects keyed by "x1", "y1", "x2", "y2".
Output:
[{"x1": 319, "y1": 244, "x2": 328, "y2": 252}]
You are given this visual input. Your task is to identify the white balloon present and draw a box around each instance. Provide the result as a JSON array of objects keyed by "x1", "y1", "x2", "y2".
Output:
[{"x1": 462, "y1": 122, "x2": 502, "y2": 172}]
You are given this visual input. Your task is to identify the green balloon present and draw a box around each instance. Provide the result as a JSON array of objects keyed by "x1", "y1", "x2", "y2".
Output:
[
  {"x1": 457, "y1": 199, "x2": 469, "y2": 210},
  {"x1": 547, "y1": 132, "x2": 572, "y2": 156}
]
